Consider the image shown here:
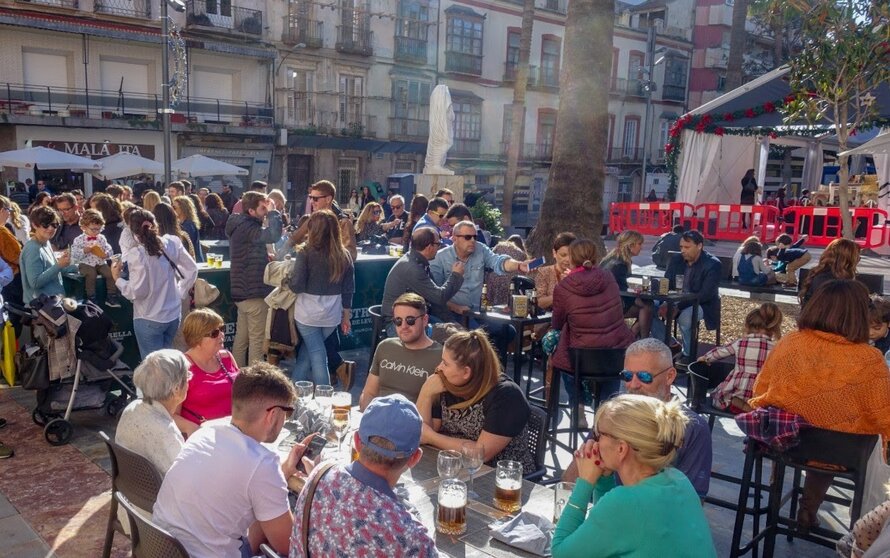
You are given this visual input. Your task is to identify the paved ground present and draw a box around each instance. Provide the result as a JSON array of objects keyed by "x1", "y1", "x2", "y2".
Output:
[{"x1": 2, "y1": 236, "x2": 882, "y2": 557}]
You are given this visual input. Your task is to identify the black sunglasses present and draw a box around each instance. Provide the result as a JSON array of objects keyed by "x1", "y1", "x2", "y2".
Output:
[
  {"x1": 308, "y1": 194, "x2": 331, "y2": 201},
  {"x1": 618, "y1": 365, "x2": 672, "y2": 384},
  {"x1": 453, "y1": 234, "x2": 475, "y2": 241},
  {"x1": 43, "y1": 223, "x2": 60, "y2": 229},
  {"x1": 373, "y1": 210, "x2": 382, "y2": 215},
  {"x1": 391, "y1": 204, "x2": 403, "y2": 209},
  {"x1": 393, "y1": 315, "x2": 424, "y2": 327},
  {"x1": 205, "y1": 327, "x2": 225, "y2": 339},
  {"x1": 267, "y1": 404, "x2": 295, "y2": 415}
]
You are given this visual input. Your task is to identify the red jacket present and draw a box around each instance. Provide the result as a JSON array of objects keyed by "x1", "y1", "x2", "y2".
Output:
[{"x1": 550, "y1": 266, "x2": 635, "y2": 372}]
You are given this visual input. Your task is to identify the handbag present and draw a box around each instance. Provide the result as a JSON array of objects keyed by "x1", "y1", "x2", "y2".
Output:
[
  {"x1": 1, "y1": 320, "x2": 15, "y2": 387},
  {"x1": 301, "y1": 462, "x2": 336, "y2": 557},
  {"x1": 193, "y1": 278, "x2": 220, "y2": 307},
  {"x1": 18, "y1": 346, "x2": 49, "y2": 390}
]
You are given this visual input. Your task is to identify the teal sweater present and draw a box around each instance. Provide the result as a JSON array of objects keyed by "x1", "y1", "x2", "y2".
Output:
[
  {"x1": 552, "y1": 468, "x2": 716, "y2": 558},
  {"x1": 20, "y1": 239, "x2": 74, "y2": 303}
]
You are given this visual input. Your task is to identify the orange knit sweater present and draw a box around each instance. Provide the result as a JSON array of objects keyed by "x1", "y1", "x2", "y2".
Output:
[
  {"x1": 750, "y1": 329, "x2": 890, "y2": 439},
  {"x1": 0, "y1": 226, "x2": 20, "y2": 275}
]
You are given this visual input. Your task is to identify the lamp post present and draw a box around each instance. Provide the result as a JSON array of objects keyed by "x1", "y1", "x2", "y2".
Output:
[{"x1": 161, "y1": 0, "x2": 186, "y2": 187}]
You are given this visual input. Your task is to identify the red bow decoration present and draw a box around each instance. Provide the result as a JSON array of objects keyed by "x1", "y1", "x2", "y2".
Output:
[{"x1": 86, "y1": 236, "x2": 97, "y2": 241}]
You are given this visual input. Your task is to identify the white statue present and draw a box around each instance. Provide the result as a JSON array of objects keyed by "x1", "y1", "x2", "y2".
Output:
[{"x1": 424, "y1": 85, "x2": 455, "y2": 175}]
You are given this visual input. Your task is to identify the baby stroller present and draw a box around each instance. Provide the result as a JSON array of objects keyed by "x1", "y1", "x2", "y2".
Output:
[{"x1": 9, "y1": 295, "x2": 136, "y2": 446}]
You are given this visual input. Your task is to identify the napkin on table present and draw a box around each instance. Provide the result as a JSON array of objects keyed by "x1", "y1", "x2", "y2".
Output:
[{"x1": 489, "y1": 511, "x2": 554, "y2": 557}]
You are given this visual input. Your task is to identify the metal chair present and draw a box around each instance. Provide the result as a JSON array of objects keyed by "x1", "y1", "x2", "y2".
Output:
[
  {"x1": 368, "y1": 304, "x2": 386, "y2": 351},
  {"x1": 260, "y1": 543, "x2": 283, "y2": 558},
  {"x1": 524, "y1": 404, "x2": 549, "y2": 482},
  {"x1": 116, "y1": 492, "x2": 190, "y2": 558},
  {"x1": 100, "y1": 431, "x2": 165, "y2": 558}
]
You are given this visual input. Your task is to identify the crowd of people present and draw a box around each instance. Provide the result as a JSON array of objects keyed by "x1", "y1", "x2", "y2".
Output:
[{"x1": 2, "y1": 175, "x2": 890, "y2": 558}]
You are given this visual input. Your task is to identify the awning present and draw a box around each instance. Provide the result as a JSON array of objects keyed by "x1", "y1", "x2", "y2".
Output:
[{"x1": 287, "y1": 135, "x2": 426, "y2": 154}]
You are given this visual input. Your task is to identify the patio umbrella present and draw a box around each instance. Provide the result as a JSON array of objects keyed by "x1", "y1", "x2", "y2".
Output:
[
  {"x1": 0, "y1": 146, "x2": 102, "y2": 170},
  {"x1": 93, "y1": 152, "x2": 164, "y2": 180},
  {"x1": 171, "y1": 154, "x2": 249, "y2": 177}
]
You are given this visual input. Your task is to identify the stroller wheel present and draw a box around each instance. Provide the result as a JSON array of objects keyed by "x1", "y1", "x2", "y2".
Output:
[
  {"x1": 44, "y1": 418, "x2": 73, "y2": 446},
  {"x1": 32, "y1": 409, "x2": 50, "y2": 427}
]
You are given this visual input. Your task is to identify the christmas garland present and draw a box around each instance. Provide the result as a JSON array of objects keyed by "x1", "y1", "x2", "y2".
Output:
[{"x1": 664, "y1": 96, "x2": 890, "y2": 199}]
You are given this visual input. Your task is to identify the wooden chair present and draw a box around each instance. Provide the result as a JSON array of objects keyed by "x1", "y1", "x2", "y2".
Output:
[
  {"x1": 116, "y1": 492, "x2": 190, "y2": 558},
  {"x1": 100, "y1": 431, "x2": 165, "y2": 558}
]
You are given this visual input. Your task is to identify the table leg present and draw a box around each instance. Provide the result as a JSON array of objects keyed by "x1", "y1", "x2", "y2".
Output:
[
  {"x1": 663, "y1": 302, "x2": 676, "y2": 345},
  {"x1": 512, "y1": 321, "x2": 522, "y2": 385},
  {"x1": 690, "y1": 304, "x2": 700, "y2": 359}
]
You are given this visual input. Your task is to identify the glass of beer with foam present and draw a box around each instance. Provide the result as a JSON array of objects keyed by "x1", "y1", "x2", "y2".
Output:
[
  {"x1": 437, "y1": 479, "x2": 468, "y2": 535},
  {"x1": 494, "y1": 460, "x2": 522, "y2": 513}
]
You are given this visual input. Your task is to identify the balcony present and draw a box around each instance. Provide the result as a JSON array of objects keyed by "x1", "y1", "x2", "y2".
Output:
[
  {"x1": 451, "y1": 138, "x2": 481, "y2": 156},
  {"x1": 278, "y1": 108, "x2": 377, "y2": 138},
  {"x1": 445, "y1": 51, "x2": 482, "y2": 76},
  {"x1": 94, "y1": 0, "x2": 151, "y2": 18},
  {"x1": 185, "y1": 0, "x2": 263, "y2": 37},
  {"x1": 499, "y1": 142, "x2": 554, "y2": 161},
  {"x1": 389, "y1": 117, "x2": 429, "y2": 141},
  {"x1": 529, "y1": 66, "x2": 559, "y2": 89},
  {"x1": 607, "y1": 147, "x2": 644, "y2": 162},
  {"x1": 394, "y1": 36, "x2": 428, "y2": 65},
  {"x1": 538, "y1": 0, "x2": 566, "y2": 14},
  {"x1": 336, "y1": 26, "x2": 373, "y2": 56},
  {"x1": 662, "y1": 84, "x2": 686, "y2": 102},
  {"x1": 283, "y1": 18, "x2": 324, "y2": 48},
  {"x1": 609, "y1": 77, "x2": 646, "y2": 97},
  {"x1": 17, "y1": 0, "x2": 79, "y2": 8},
  {"x1": 0, "y1": 82, "x2": 274, "y2": 131}
]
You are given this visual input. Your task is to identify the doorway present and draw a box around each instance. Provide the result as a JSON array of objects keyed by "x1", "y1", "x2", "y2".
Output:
[{"x1": 287, "y1": 154, "x2": 313, "y2": 216}]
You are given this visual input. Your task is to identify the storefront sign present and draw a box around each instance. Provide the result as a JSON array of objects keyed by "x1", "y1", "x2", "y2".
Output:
[{"x1": 32, "y1": 141, "x2": 156, "y2": 160}]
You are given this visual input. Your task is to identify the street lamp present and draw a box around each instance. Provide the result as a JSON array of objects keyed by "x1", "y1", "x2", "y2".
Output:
[{"x1": 161, "y1": 0, "x2": 186, "y2": 187}]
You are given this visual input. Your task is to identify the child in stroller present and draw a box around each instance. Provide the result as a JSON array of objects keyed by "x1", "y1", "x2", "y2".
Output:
[{"x1": 12, "y1": 294, "x2": 135, "y2": 446}]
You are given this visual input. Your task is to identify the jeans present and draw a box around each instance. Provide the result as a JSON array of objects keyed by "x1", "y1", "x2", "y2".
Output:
[
  {"x1": 293, "y1": 322, "x2": 337, "y2": 385},
  {"x1": 325, "y1": 329, "x2": 343, "y2": 374},
  {"x1": 650, "y1": 304, "x2": 703, "y2": 358},
  {"x1": 133, "y1": 318, "x2": 180, "y2": 359}
]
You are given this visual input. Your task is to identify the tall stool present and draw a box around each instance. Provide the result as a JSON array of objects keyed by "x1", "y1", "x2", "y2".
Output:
[{"x1": 729, "y1": 428, "x2": 877, "y2": 557}]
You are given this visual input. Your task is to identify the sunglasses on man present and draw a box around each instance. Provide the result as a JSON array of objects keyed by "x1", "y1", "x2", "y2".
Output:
[
  {"x1": 308, "y1": 194, "x2": 331, "y2": 201},
  {"x1": 452, "y1": 234, "x2": 475, "y2": 241},
  {"x1": 618, "y1": 365, "x2": 672, "y2": 384},
  {"x1": 393, "y1": 315, "x2": 424, "y2": 327}
]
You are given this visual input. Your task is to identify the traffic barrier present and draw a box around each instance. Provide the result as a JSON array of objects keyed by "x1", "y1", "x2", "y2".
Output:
[
  {"x1": 608, "y1": 202, "x2": 697, "y2": 236},
  {"x1": 693, "y1": 204, "x2": 781, "y2": 243},
  {"x1": 781, "y1": 206, "x2": 888, "y2": 248}
]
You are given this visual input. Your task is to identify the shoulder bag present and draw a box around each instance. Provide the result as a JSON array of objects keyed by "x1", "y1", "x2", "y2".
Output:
[{"x1": 301, "y1": 461, "x2": 336, "y2": 557}]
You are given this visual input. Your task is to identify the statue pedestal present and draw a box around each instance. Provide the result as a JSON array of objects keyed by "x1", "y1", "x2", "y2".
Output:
[{"x1": 416, "y1": 174, "x2": 465, "y2": 203}]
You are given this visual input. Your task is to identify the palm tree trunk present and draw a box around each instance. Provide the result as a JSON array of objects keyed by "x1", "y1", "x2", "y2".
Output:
[
  {"x1": 502, "y1": 0, "x2": 536, "y2": 227},
  {"x1": 526, "y1": 0, "x2": 613, "y2": 257},
  {"x1": 725, "y1": 0, "x2": 750, "y2": 90}
]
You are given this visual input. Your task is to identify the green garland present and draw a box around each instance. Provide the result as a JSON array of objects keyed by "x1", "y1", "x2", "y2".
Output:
[{"x1": 664, "y1": 95, "x2": 889, "y2": 200}]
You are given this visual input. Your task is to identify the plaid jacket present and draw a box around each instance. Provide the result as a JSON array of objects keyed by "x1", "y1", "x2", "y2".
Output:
[
  {"x1": 735, "y1": 406, "x2": 811, "y2": 452},
  {"x1": 702, "y1": 333, "x2": 775, "y2": 409}
]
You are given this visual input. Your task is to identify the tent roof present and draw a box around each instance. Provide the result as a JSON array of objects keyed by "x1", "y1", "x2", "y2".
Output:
[
  {"x1": 687, "y1": 65, "x2": 890, "y2": 129},
  {"x1": 839, "y1": 129, "x2": 890, "y2": 157}
]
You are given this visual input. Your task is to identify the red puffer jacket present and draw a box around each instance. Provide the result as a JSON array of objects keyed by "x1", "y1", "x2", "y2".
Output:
[{"x1": 550, "y1": 266, "x2": 635, "y2": 372}]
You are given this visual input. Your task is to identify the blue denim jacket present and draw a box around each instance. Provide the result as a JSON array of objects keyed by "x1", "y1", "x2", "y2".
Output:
[{"x1": 429, "y1": 243, "x2": 509, "y2": 310}]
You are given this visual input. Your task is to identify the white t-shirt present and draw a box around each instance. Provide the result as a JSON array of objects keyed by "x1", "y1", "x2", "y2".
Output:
[{"x1": 153, "y1": 423, "x2": 290, "y2": 558}]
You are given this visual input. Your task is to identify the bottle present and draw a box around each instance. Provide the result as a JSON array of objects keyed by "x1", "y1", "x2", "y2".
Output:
[
  {"x1": 529, "y1": 288, "x2": 538, "y2": 317},
  {"x1": 481, "y1": 284, "x2": 490, "y2": 314},
  {"x1": 507, "y1": 282, "x2": 516, "y2": 314}
]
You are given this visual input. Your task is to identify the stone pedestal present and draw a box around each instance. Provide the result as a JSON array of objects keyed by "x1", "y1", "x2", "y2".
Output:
[{"x1": 415, "y1": 174, "x2": 465, "y2": 203}]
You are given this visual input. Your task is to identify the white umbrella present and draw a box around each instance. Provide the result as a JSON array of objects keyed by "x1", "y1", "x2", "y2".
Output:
[
  {"x1": 171, "y1": 154, "x2": 249, "y2": 177},
  {"x1": 93, "y1": 152, "x2": 164, "y2": 180},
  {"x1": 0, "y1": 146, "x2": 102, "y2": 170}
]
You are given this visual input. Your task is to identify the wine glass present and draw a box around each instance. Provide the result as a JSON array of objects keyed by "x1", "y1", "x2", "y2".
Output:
[
  {"x1": 314, "y1": 385, "x2": 333, "y2": 416},
  {"x1": 437, "y1": 450, "x2": 463, "y2": 480},
  {"x1": 331, "y1": 408, "x2": 351, "y2": 461},
  {"x1": 461, "y1": 441, "x2": 485, "y2": 497},
  {"x1": 295, "y1": 381, "x2": 314, "y2": 410}
]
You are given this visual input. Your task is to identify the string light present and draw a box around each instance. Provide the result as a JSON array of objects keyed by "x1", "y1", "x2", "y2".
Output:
[{"x1": 168, "y1": 18, "x2": 188, "y2": 108}]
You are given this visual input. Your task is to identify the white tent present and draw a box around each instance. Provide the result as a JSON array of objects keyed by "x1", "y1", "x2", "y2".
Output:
[
  {"x1": 0, "y1": 146, "x2": 102, "y2": 170},
  {"x1": 172, "y1": 154, "x2": 248, "y2": 178},
  {"x1": 839, "y1": 129, "x2": 890, "y2": 213},
  {"x1": 93, "y1": 152, "x2": 163, "y2": 180}
]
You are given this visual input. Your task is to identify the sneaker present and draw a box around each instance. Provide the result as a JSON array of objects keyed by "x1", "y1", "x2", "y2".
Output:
[
  {"x1": 0, "y1": 441, "x2": 13, "y2": 459},
  {"x1": 336, "y1": 360, "x2": 355, "y2": 391},
  {"x1": 105, "y1": 295, "x2": 122, "y2": 308}
]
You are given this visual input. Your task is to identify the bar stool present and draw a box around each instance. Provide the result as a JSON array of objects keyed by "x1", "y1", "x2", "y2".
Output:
[
  {"x1": 729, "y1": 428, "x2": 877, "y2": 557},
  {"x1": 367, "y1": 304, "x2": 386, "y2": 351}
]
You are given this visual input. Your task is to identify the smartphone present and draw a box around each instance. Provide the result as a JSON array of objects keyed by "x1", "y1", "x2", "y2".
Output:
[
  {"x1": 298, "y1": 435, "x2": 328, "y2": 473},
  {"x1": 527, "y1": 256, "x2": 546, "y2": 271}
]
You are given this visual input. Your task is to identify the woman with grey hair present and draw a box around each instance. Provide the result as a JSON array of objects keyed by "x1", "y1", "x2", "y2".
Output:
[{"x1": 115, "y1": 349, "x2": 191, "y2": 473}]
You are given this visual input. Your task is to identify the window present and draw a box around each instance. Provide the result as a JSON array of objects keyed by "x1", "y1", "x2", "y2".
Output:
[
  {"x1": 662, "y1": 58, "x2": 687, "y2": 101},
  {"x1": 391, "y1": 78, "x2": 430, "y2": 138},
  {"x1": 23, "y1": 51, "x2": 69, "y2": 89},
  {"x1": 540, "y1": 37, "x2": 561, "y2": 87},
  {"x1": 394, "y1": 159, "x2": 416, "y2": 173},
  {"x1": 287, "y1": 68, "x2": 314, "y2": 124},
  {"x1": 627, "y1": 52, "x2": 645, "y2": 96},
  {"x1": 537, "y1": 111, "x2": 556, "y2": 158},
  {"x1": 658, "y1": 119, "x2": 673, "y2": 159},
  {"x1": 505, "y1": 30, "x2": 520, "y2": 80},
  {"x1": 337, "y1": 158, "x2": 359, "y2": 203},
  {"x1": 395, "y1": 0, "x2": 429, "y2": 62},
  {"x1": 716, "y1": 74, "x2": 726, "y2": 92},
  {"x1": 338, "y1": 75, "x2": 364, "y2": 125},
  {"x1": 501, "y1": 104, "x2": 514, "y2": 153},
  {"x1": 622, "y1": 118, "x2": 639, "y2": 159},
  {"x1": 452, "y1": 97, "x2": 482, "y2": 155},
  {"x1": 100, "y1": 59, "x2": 150, "y2": 96},
  {"x1": 445, "y1": 11, "x2": 483, "y2": 75}
]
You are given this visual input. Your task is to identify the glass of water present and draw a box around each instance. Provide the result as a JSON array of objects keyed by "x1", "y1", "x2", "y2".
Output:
[
  {"x1": 295, "y1": 381, "x2": 314, "y2": 411},
  {"x1": 437, "y1": 450, "x2": 463, "y2": 480},
  {"x1": 674, "y1": 274, "x2": 685, "y2": 292},
  {"x1": 553, "y1": 481, "x2": 575, "y2": 523},
  {"x1": 314, "y1": 385, "x2": 333, "y2": 415}
]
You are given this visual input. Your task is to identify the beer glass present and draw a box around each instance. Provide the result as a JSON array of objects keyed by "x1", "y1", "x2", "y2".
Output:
[
  {"x1": 332, "y1": 391, "x2": 351, "y2": 412},
  {"x1": 437, "y1": 479, "x2": 468, "y2": 535},
  {"x1": 493, "y1": 460, "x2": 523, "y2": 513},
  {"x1": 437, "y1": 450, "x2": 463, "y2": 480},
  {"x1": 553, "y1": 482, "x2": 575, "y2": 523},
  {"x1": 674, "y1": 274, "x2": 685, "y2": 291},
  {"x1": 314, "y1": 385, "x2": 333, "y2": 416}
]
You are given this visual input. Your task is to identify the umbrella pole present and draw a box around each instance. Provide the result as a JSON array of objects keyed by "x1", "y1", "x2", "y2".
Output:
[{"x1": 161, "y1": 0, "x2": 173, "y2": 187}]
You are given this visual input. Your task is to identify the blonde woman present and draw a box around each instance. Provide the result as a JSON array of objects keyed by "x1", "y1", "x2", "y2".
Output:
[
  {"x1": 6, "y1": 198, "x2": 30, "y2": 245},
  {"x1": 354, "y1": 201, "x2": 386, "y2": 242},
  {"x1": 552, "y1": 394, "x2": 716, "y2": 557},
  {"x1": 172, "y1": 196, "x2": 204, "y2": 263},
  {"x1": 417, "y1": 329, "x2": 535, "y2": 474},
  {"x1": 601, "y1": 230, "x2": 653, "y2": 337},
  {"x1": 142, "y1": 190, "x2": 162, "y2": 213}
]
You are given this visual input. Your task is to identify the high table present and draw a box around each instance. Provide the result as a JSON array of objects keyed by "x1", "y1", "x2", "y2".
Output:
[
  {"x1": 468, "y1": 309, "x2": 553, "y2": 385},
  {"x1": 620, "y1": 289, "x2": 700, "y2": 357}
]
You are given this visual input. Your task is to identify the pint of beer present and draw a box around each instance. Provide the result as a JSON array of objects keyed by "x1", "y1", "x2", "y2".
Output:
[
  {"x1": 332, "y1": 391, "x2": 351, "y2": 412},
  {"x1": 437, "y1": 479, "x2": 468, "y2": 535},
  {"x1": 493, "y1": 460, "x2": 522, "y2": 513}
]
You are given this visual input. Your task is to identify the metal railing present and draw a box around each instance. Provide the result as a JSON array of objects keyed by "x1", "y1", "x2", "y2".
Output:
[
  {"x1": 185, "y1": 0, "x2": 263, "y2": 36},
  {"x1": 0, "y1": 82, "x2": 273, "y2": 128},
  {"x1": 282, "y1": 17, "x2": 324, "y2": 47},
  {"x1": 499, "y1": 142, "x2": 554, "y2": 161},
  {"x1": 336, "y1": 26, "x2": 373, "y2": 55},
  {"x1": 94, "y1": 0, "x2": 151, "y2": 18},
  {"x1": 394, "y1": 36, "x2": 428, "y2": 64},
  {"x1": 529, "y1": 66, "x2": 559, "y2": 89},
  {"x1": 609, "y1": 77, "x2": 646, "y2": 97},
  {"x1": 389, "y1": 117, "x2": 428, "y2": 140},
  {"x1": 451, "y1": 138, "x2": 481, "y2": 156},
  {"x1": 17, "y1": 0, "x2": 79, "y2": 9},
  {"x1": 278, "y1": 107, "x2": 377, "y2": 137},
  {"x1": 662, "y1": 84, "x2": 686, "y2": 102},
  {"x1": 607, "y1": 147, "x2": 643, "y2": 162},
  {"x1": 445, "y1": 51, "x2": 482, "y2": 76}
]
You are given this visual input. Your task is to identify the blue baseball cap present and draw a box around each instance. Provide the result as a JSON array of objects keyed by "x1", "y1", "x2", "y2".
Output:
[{"x1": 359, "y1": 394, "x2": 422, "y2": 459}]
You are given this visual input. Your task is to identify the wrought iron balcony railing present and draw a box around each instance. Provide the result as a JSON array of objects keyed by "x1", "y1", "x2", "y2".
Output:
[
  {"x1": 389, "y1": 117, "x2": 429, "y2": 141},
  {"x1": 336, "y1": 26, "x2": 373, "y2": 56},
  {"x1": 445, "y1": 51, "x2": 482, "y2": 76},
  {"x1": 394, "y1": 36, "x2": 428, "y2": 65},
  {"x1": 94, "y1": 0, "x2": 151, "y2": 18},
  {"x1": 283, "y1": 17, "x2": 324, "y2": 48},
  {"x1": 185, "y1": 0, "x2": 263, "y2": 37}
]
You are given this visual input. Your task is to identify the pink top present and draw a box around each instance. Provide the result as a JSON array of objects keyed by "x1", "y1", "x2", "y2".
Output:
[{"x1": 180, "y1": 351, "x2": 239, "y2": 425}]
